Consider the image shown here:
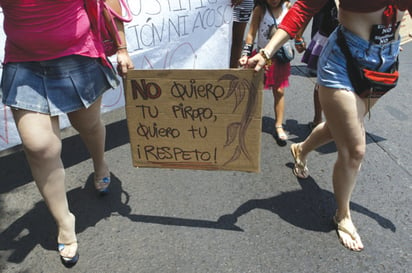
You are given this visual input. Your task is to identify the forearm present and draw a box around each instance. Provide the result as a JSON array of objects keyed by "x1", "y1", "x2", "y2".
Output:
[
  {"x1": 262, "y1": 29, "x2": 291, "y2": 59},
  {"x1": 104, "y1": 0, "x2": 128, "y2": 51}
]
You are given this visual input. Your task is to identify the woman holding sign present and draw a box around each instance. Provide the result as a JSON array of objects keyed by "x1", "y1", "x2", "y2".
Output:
[
  {"x1": 240, "y1": 0, "x2": 412, "y2": 251},
  {"x1": 0, "y1": 0, "x2": 133, "y2": 267}
]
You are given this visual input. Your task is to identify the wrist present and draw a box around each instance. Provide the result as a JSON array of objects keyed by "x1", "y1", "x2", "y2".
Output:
[
  {"x1": 294, "y1": 37, "x2": 304, "y2": 45},
  {"x1": 259, "y1": 48, "x2": 272, "y2": 66},
  {"x1": 241, "y1": 43, "x2": 254, "y2": 57},
  {"x1": 117, "y1": 45, "x2": 128, "y2": 52}
]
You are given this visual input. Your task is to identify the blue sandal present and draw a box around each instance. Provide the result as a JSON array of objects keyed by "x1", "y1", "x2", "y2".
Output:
[
  {"x1": 58, "y1": 242, "x2": 79, "y2": 268},
  {"x1": 94, "y1": 176, "x2": 111, "y2": 195}
]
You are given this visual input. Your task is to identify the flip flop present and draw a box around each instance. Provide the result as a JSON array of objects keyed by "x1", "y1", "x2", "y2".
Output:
[
  {"x1": 333, "y1": 216, "x2": 364, "y2": 252},
  {"x1": 290, "y1": 143, "x2": 309, "y2": 179}
]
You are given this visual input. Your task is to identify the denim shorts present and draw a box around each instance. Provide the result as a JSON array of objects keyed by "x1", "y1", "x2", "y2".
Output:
[
  {"x1": 0, "y1": 55, "x2": 120, "y2": 116},
  {"x1": 317, "y1": 25, "x2": 400, "y2": 92}
]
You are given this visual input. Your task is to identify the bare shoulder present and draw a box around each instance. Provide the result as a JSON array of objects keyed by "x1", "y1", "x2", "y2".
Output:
[{"x1": 252, "y1": 4, "x2": 265, "y2": 19}]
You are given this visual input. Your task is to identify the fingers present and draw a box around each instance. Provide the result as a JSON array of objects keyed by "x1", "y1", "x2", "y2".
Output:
[
  {"x1": 241, "y1": 55, "x2": 266, "y2": 72},
  {"x1": 116, "y1": 53, "x2": 134, "y2": 78},
  {"x1": 117, "y1": 61, "x2": 134, "y2": 78},
  {"x1": 295, "y1": 43, "x2": 306, "y2": 53}
]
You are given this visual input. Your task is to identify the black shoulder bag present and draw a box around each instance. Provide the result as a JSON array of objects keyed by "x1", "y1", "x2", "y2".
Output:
[
  {"x1": 335, "y1": 5, "x2": 400, "y2": 99},
  {"x1": 267, "y1": 6, "x2": 294, "y2": 64}
]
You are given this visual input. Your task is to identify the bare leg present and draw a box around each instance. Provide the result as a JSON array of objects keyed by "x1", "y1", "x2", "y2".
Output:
[
  {"x1": 320, "y1": 87, "x2": 379, "y2": 251},
  {"x1": 273, "y1": 87, "x2": 287, "y2": 140},
  {"x1": 230, "y1": 21, "x2": 248, "y2": 68},
  {"x1": 12, "y1": 110, "x2": 77, "y2": 259},
  {"x1": 312, "y1": 84, "x2": 323, "y2": 126},
  {"x1": 67, "y1": 98, "x2": 109, "y2": 191},
  {"x1": 290, "y1": 119, "x2": 333, "y2": 178}
]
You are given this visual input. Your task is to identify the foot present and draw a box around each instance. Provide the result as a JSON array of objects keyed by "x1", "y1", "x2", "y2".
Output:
[
  {"x1": 94, "y1": 163, "x2": 111, "y2": 195},
  {"x1": 333, "y1": 216, "x2": 364, "y2": 252},
  {"x1": 290, "y1": 143, "x2": 309, "y2": 179},
  {"x1": 275, "y1": 126, "x2": 288, "y2": 141},
  {"x1": 57, "y1": 213, "x2": 79, "y2": 267},
  {"x1": 94, "y1": 175, "x2": 111, "y2": 195}
]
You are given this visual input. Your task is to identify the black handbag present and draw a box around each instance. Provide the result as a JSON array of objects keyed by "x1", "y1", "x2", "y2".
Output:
[
  {"x1": 267, "y1": 6, "x2": 294, "y2": 63},
  {"x1": 274, "y1": 42, "x2": 295, "y2": 63},
  {"x1": 336, "y1": 27, "x2": 399, "y2": 98}
]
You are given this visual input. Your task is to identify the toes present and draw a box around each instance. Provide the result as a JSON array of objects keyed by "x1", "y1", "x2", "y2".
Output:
[{"x1": 59, "y1": 242, "x2": 78, "y2": 258}]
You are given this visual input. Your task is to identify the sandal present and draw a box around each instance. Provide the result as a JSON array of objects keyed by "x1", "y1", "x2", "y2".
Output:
[
  {"x1": 58, "y1": 241, "x2": 79, "y2": 268},
  {"x1": 290, "y1": 143, "x2": 309, "y2": 179},
  {"x1": 333, "y1": 216, "x2": 364, "y2": 252},
  {"x1": 94, "y1": 176, "x2": 111, "y2": 195},
  {"x1": 275, "y1": 125, "x2": 288, "y2": 141}
]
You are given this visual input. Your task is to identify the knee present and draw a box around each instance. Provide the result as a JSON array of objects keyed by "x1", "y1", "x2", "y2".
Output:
[
  {"x1": 23, "y1": 136, "x2": 61, "y2": 162},
  {"x1": 343, "y1": 145, "x2": 366, "y2": 168},
  {"x1": 273, "y1": 88, "x2": 284, "y2": 98}
]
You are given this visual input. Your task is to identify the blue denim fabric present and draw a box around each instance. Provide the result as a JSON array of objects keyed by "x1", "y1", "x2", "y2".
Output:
[
  {"x1": 317, "y1": 25, "x2": 400, "y2": 91},
  {"x1": 1, "y1": 55, "x2": 119, "y2": 116}
]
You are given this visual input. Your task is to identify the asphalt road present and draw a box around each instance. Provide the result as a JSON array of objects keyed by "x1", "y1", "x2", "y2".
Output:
[{"x1": 0, "y1": 39, "x2": 411, "y2": 273}]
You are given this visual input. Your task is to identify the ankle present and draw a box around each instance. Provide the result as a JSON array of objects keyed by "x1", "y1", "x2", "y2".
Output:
[
  {"x1": 335, "y1": 209, "x2": 351, "y2": 222},
  {"x1": 296, "y1": 143, "x2": 306, "y2": 158},
  {"x1": 57, "y1": 213, "x2": 76, "y2": 243},
  {"x1": 94, "y1": 162, "x2": 110, "y2": 180}
]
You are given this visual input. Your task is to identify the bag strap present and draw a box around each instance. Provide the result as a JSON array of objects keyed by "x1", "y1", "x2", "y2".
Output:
[
  {"x1": 99, "y1": 0, "x2": 133, "y2": 47},
  {"x1": 102, "y1": 0, "x2": 133, "y2": 23},
  {"x1": 266, "y1": 4, "x2": 278, "y2": 28}
]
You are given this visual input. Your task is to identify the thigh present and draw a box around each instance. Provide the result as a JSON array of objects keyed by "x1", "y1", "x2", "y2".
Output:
[
  {"x1": 67, "y1": 97, "x2": 103, "y2": 132},
  {"x1": 318, "y1": 86, "x2": 367, "y2": 150},
  {"x1": 12, "y1": 109, "x2": 61, "y2": 152}
]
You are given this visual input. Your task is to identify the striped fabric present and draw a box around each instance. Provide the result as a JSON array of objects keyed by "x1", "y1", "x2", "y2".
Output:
[{"x1": 233, "y1": 0, "x2": 254, "y2": 22}]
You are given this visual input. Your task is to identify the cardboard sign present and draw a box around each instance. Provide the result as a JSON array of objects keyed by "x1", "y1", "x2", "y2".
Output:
[
  {"x1": 400, "y1": 11, "x2": 412, "y2": 45},
  {"x1": 124, "y1": 69, "x2": 264, "y2": 172}
]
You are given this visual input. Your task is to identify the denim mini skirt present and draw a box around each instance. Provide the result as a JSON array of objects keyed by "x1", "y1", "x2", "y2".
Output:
[
  {"x1": 0, "y1": 55, "x2": 120, "y2": 116},
  {"x1": 317, "y1": 25, "x2": 400, "y2": 92}
]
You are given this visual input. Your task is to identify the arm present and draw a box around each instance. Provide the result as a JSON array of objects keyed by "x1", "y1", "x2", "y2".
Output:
[
  {"x1": 278, "y1": 0, "x2": 327, "y2": 38},
  {"x1": 104, "y1": 0, "x2": 134, "y2": 77},
  {"x1": 293, "y1": 21, "x2": 310, "y2": 53},
  {"x1": 245, "y1": 0, "x2": 327, "y2": 71},
  {"x1": 238, "y1": 6, "x2": 263, "y2": 66}
]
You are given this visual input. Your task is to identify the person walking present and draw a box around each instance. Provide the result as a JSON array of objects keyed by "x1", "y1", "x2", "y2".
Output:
[
  {"x1": 241, "y1": 0, "x2": 411, "y2": 251},
  {"x1": 0, "y1": 0, "x2": 134, "y2": 267},
  {"x1": 240, "y1": 0, "x2": 292, "y2": 141}
]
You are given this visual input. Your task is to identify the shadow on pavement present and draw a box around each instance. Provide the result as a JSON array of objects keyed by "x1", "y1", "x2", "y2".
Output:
[
  {"x1": 0, "y1": 117, "x2": 394, "y2": 265},
  {"x1": 0, "y1": 119, "x2": 130, "y2": 194},
  {"x1": 217, "y1": 175, "x2": 396, "y2": 234},
  {"x1": 0, "y1": 172, "x2": 396, "y2": 264}
]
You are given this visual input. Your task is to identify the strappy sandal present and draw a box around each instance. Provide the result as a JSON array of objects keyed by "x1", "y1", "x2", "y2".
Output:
[
  {"x1": 275, "y1": 125, "x2": 288, "y2": 141},
  {"x1": 94, "y1": 176, "x2": 111, "y2": 195},
  {"x1": 290, "y1": 143, "x2": 309, "y2": 179},
  {"x1": 58, "y1": 241, "x2": 79, "y2": 268},
  {"x1": 333, "y1": 216, "x2": 364, "y2": 252}
]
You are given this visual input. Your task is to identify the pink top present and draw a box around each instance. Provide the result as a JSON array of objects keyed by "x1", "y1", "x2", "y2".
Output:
[{"x1": 0, "y1": 0, "x2": 105, "y2": 64}]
